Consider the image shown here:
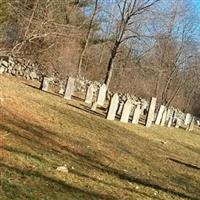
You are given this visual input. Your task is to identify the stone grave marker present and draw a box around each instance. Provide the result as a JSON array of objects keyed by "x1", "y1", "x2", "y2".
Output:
[
  {"x1": 175, "y1": 118, "x2": 181, "y2": 128},
  {"x1": 155, "y1": 105, "x2": 165, "y2": 125},
  {"x1": 145, "y1": 97, "x2": 157, "y2": 127},
  {"x1": 184, "y1": 113, "x2": 191, "y2": 125},
  {"x1": 186, "y1": 117, "x2": 194, "y2": 131},
  {"x1": 132, "y1": 105, "x2": 141, "y2": 124},
  {"x1": 85, "y1": 84, "x2": 94, "y2": 104},
  {"x1": 160, "y1": 109, "x2": 167, "y2": 126},
  {"x1": 64, "y1": 77, "x2": 75, "y2": 100},
  {"x1": 40, "y1": 77, "x2": 50, "y2": 92},
  {"x1": 106, "y1": 93, "x2": 119, "y2": 120},
  {"x1": 120, "y1": 100, "x2": 133, "y2": 123},
  {"x1": 96, "y1": 84, "x2": 107, "y2": 106},
  {"x1": 167, "y1": 116, "x2": 173, "y2": 127}
]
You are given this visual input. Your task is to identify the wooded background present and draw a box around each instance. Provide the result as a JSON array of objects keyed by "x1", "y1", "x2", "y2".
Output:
[{"x1": 1, "y1": 0, "x2": 200, "y2": 115}]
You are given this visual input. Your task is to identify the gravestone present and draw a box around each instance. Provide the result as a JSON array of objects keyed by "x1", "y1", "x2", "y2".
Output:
[
  {"x1": 64, "y1": 77, "x2": 75, "y2": 100},
  {"x1": 132, "y1": 105, "x2": 141, "y2": 124},
  {"x1": 85, "y1": 84, "x2": 94, "y2": 104},
  {"x1": 160, "y1": 109, "x2": 167, "y2": 126},
  {"x1": 120, "y1": 100, "x2": 133, "y2": 123},
  {"x1": 184, "y1": 113, "x2": 191, "y2": 125},
  {"x1": 59, "y1": 86, "x2": 65, "y2": 95},
  {"x1": 106, "y1": 93, "x2": 119, "y2": 120},
  {"x1": 40, "y1": 77, "x2": 50, "y2": 91},
  {"x1": 186, "y1": 117, "x2": 194, "y2": 131},
  {"x1": 155, "y1": 105, "x2": 165, "y2": 125},
  {"x1": 175, "y1": 118, "x2": 181, "y2": 128},
  {"x1": 145, "y1": 97, "x2": 157, "y2": 127},
  {"x1": 96, "y1": 84, "x2": 107, "y2": 106},
  {"x1": 167, "y1": 116, "x2": 173, "y2": 127},
  {"x1": 117, "y1": 101, "x2": 124, "y2": 116},
  {"x1": 91, "y1": 101, "x2": 97, "y2": 111}
]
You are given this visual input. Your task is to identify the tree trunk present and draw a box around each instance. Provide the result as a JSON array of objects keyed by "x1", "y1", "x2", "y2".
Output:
[
  {"x1": 77, "y1": 0, "x2": 98, "y2": 77},
  {"x1": 104, "y1": 41, "x2": 120, "y2": 86}
]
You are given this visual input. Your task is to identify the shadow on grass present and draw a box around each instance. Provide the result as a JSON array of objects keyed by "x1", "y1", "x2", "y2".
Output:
[
  {"x1": 1, "y1": 107, "x2": 200, "y2": 200},
  {"x1": 0, "y1": 162, "x2": 117, "y2": 200},
  {"x1": 23, "y1": 82, "x2": 61, "y2": 98},
  {"x1": 167, "y1": 157, "x2": 200, "y2": 170}
]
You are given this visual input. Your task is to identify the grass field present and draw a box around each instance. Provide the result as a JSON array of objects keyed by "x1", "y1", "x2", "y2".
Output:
[{"x1": 0, "y1": 75, "x2": 200, "y2": 200}]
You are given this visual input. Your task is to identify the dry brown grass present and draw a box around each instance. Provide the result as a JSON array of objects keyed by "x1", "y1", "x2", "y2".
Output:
[{"x1": 0, "y1": 75, "x2": 200, "y2": 200}]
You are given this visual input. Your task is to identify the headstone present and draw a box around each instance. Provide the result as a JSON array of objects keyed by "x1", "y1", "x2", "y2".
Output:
[
  {"x1": 175, "y1": 118, "x2": 181, "y2": 128},
  {"x1": 106, "y1": 93, "x2": 119, "y2": 120},
  {"x1": 40, "y1": 77, "x2": 50, "y2": 91},
  {"x1": 167, "y1": 116, "x2": 173, "y2": 127},
  {"x1": 96, "y1": 84, "x2": 107, "y2": 106},
  {"x1": 172, "y1": 110, "x2": 177, "y2": 123},
  {"x1": 91, "y1": 101, "x2": 97, "y2": 111},
  {"x1": 120, "y1": 100, "x2": 133, "y2": 123},
  {"x1": 145, "y1": 97, "x2": 157, "y2": 127},
  {"x1": 64, "y1": 77, "x2": 75, "y2": 100},
  {"x1": 186, "y1": 117, "x2": 194, "y2": 131},
  {"x1": 160, "y1": 109, "x2": 167, "y2": 126},
  {"x1": 59, "y1": 87, "x2": 65, "y2": 95},
  {"x1": 132, "y1": 105, "x2": 141, "y2": 124},
  {"x1": 0, "y1": 66, "x2": 5, "y2": 74},
  {"x1": 85, "y1": 84, "x2": 94, "y2": 104},
  {"x1": 117, "y1": 101, "x2": 124, "y2": 116},
  {"x1": 155, "y1": 105, "x2": 165, "y2": 125},
  {"x1": 184, "y1": 113, "x2": 191, "y2": 125}
]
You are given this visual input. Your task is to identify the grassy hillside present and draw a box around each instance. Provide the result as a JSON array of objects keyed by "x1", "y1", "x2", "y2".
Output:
[{"x1": 0, "y1": 75, "x2": 200, "y2": 200}]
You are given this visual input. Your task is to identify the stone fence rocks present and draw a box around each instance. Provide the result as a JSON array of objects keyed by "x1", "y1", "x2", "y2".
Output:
[{"x1": 0, "y1": 56, "x2": 42, "y2": 81}]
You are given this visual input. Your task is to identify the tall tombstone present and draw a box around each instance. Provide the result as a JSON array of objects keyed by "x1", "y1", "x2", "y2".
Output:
[
  {"x1": 160, "y1": 109, "x2": 167, "y2": 126},
  {"x1": 132, "y1": 104, "x2": 141, "y2": 124},
  {"x1": 155, "y1": 105, "x2": 165, "y2": 125},
  {"x1": 106, "y1": 93, "x2": 119, "y2": 120},
  {"x1": 96, "y1": 84, "x2": 107, "y2": 106},
  {"x1": 40, "y1": 77, "x2": 50, "y2": 91},
  {"x1": 64, "y1": 77, "x2": 75, "y2": 100},
  {"x1": 175, "y1": 118, "x2": 181, "y2": 128},
  {"x1": 120, "y1": 100, "x2": 133, "y2": 123},
  {"x1": 166, "y1": 108, "x2": 172, "y2": 121},
  {"x1": 117, "y1": 101, "x2": 124, "y2": 116},
  {"x1": 186, "y1": 117, "x2": 194, "y2": 131},
  {"x1": 167, "y1": 116, "x2": 173, "y2": 128},
  {"x1": 184, "y1": 113, "x2": 191, "y2": 125},
  {"x1": 145, "y1": 97, "x2": 157, "y2": 127},
  {"x1": 85, "y1": 84, "x2": 94, "y2": 104}
]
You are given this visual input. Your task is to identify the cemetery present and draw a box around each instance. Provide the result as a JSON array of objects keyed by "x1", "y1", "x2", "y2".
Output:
[{"x1": 0, "y1": 64, "x2": 200, "y2": 200}]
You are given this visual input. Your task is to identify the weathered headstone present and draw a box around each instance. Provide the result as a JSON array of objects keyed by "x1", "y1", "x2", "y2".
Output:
[
  {"x1": 160, "y1": 109, "x2": 167, "y2": 126},
  {"x1": 184, "y1": 113, "x2": 191, "y2": 125},
  {"x1": 155, "y1": 105, "x2": 165, "y2": 125},
  {"x1": 59, "y1": 87, "x2": 65, "y2": 95},
  {"x1": 85, "y1": 84, "x2": 94, "y2": 104},
  {"x1": 175, "y1": 118, "x2": 181, "y2": 128},
  {"x1": 64, "y1": 77, "x2": 75, "y2": 100},
  {"x1": 186, "y1": 117, "x2": 194, "y2": 131},
  {"x1": 106, "y1": 93, "x2": 119, "y2": 120},
  {"x1": 91, "y1": 101, "x2": 97, "y2": 111},
  {"x1": 132, "y1": 105, "x2": 141, "y2": 124},
  {"x1": 167, "y1": 116, "x2": 173, "y2": 128},
  {"x1": 96, "y1": 84, "x2": 107, "y2": 106},
  {"x1": 145, "y1": 97, "x2": 157, "y2": 127},
  {"x1": 117, "y1": 101, "x2": 124, "y2": 116},
  {"x1": 120, "y1": 100, "x2": 133, "y2": 123},
  {"x1": 40, "y1": 77, "x2": 50, "y2": 91}
]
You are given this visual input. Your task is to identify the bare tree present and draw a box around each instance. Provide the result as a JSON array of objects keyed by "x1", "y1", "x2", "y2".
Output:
[
  {"x1": 77, "y1": 0, "x2": 99, "y2": 77},
  {"x1": 104, "y1": 0, "x2": 160, "y2": 86}
]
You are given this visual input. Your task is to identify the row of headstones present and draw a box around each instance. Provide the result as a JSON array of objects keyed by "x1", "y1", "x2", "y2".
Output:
[
  {"x1": 105, "y1": 95, "x2": 194, "y2": 131},
  {"x1": 40, "y1": 77, "x2": 195, "y2": 131}
]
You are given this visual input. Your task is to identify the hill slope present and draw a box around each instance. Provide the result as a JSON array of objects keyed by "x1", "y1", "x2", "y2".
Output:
[{"x1": 0, "y1": 76, "x2": 200, "y2": 200}]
